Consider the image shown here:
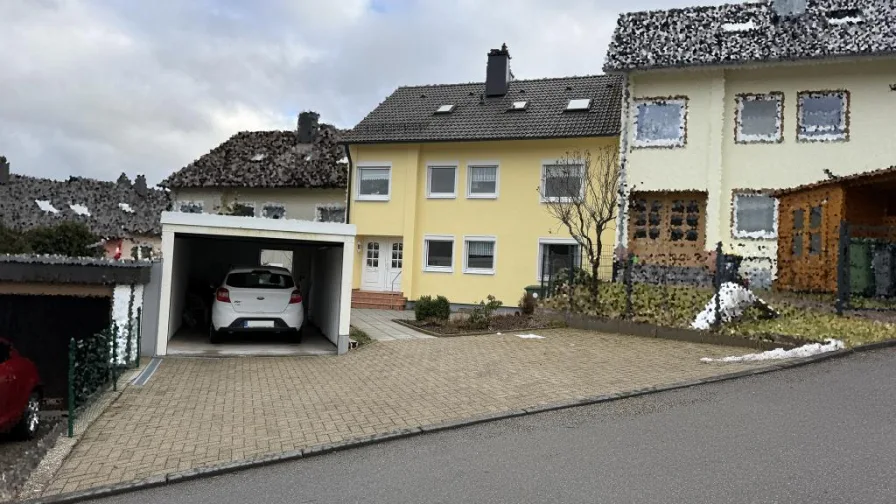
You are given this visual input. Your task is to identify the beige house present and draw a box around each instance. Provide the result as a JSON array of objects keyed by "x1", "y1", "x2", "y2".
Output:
[
  {"x1": 161, "y1": 112, "x2": 348, "y2": 226},
  {"x1": 604, "y1": 0, "x2": 896, "y2": 288}
]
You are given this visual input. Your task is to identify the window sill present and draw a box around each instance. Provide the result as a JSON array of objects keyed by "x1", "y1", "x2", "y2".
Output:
[
  {"x1": 356, "y1": 195, "x2": 390, "y2": 202},
  {"x1": 426, "y1": 194, "x2": 456, "y2": 199},
  {"x1": 467, "y1": 193, "x2": 498, "y2": 199},
  {"x1": 540, "y1": 196, "x2": 579, "y2": 204},
  {"x1": 796, "y1": 134, "x2": 849, "y2": 143},
  {"x1": 631, "y1": 140, "x2": 685, "y2": 149},
  {"x1": 463, "y1": 268, "x2": 495, "y2": 275},
  {"x1": 733, "y1": 231, "x2": 777, "y2": 240},
  {"x1": 735, "y1": 135, "x2": 783, "y2": 144},
  {"x1": 424, "y1": 266, "x2": 453, "y2": 273}
]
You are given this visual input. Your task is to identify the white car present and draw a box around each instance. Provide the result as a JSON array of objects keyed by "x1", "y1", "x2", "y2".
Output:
[{"x1": 210, "y1": 266, "x2": 304, "y2": 343}]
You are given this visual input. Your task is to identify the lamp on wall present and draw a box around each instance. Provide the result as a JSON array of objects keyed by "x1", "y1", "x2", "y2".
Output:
[
  {"x1": 356, "y1": 242, "x2": 362, "y2": 253},
  {"x1": 890, "y1": 83, "x2": 896, "y2": 91}
]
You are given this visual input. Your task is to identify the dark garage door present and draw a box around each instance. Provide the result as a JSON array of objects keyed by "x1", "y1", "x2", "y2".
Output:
[{"x1": 0, "y1": 294, "x2": 111, "y2": 408}]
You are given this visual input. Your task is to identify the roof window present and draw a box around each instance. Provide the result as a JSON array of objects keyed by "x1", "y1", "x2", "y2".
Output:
[
  {"x1": 826, "y1": 8, "x2": 864, "y2": 25},
  {"x1": 69, "y1": 203, "x2": 91, "y2": 216},
  {"x1": 565, "y1": 99, "x2": 591, "y2": 111},
  {"x1": 722, "y1": 20, "x2": 758, "y2": 32},
  {"x1": 35, "y1": 200, "x2": 59, "y2": 214},
  {"x1": 435, "y1": 104, "x2": 456, "y2": 114},
  {"x1": 509, "y1": 101, "x2": 528, "y2": 111}
]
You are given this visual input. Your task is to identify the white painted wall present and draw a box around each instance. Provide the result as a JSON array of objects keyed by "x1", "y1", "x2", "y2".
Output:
[
  {"x1": 308, "y1": 245, "x2": 344, "y2": 347},
  {"x1": 167, "y1": 235, "x2": 191, "y2": 339},
  {"x1": 172, "y1": 187, "x2": 346, "y2": 222}
]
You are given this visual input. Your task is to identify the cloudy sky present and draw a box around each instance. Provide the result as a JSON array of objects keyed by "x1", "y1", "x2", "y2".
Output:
[{"x1": 0, "y1": 0, "x2": 729, "y2": 185}]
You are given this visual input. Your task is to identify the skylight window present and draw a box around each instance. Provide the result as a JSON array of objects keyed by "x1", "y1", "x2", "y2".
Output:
[
  {"x1": 119, "y1": 203, "x2": 135, "y2": 213},
  {"x1": 251, "y1": 153, "x2": 266, "y2": 161},
  {"x1": 826, "y1": 9, "x2": 864, "y2": 25},
  {"x1": 566, "y1": 99, "x2": 591, "y2": 111},
  {"x1": 722, "y1": 20, "x2": 757, "y2": 32},
  {"x1": 35, "y1": 200, "x2": 59, "y2": 214},
  {"x1": 70, "y1": 203, "x2": 91, "y2": 216},
  {"x1": 509, "y1": 101, "x2": 528, "y2": 111},
  {"x1": 435, "y1": 104, "x2": 456, "y2": 114}
]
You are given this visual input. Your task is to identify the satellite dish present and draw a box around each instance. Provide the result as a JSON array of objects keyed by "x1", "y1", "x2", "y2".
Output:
[{"x1": 771, "y1": 0, "x2": 807, "y2": 18}]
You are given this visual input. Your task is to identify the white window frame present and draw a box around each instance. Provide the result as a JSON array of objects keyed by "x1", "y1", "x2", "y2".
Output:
[
  {"x1": 315, "y1": 203, "x2": 347, "y2": 223},
  {"x1": 261, "y1": 202, "x2": 286, "y2": 219},
  {"x1": 466, "y1": 162, "x2": 500, "y2": 199},
  {"x1": 463, "y1": 235, "x2": 497, "y2": 275},
  {"x1": 426, "y1": 163, "x2": 458, "y2": 199},
  {"x1": 178, "y1": 200, "x2": 204, "y2": 214},
  {"x1": 631, "y1": 97, "x2": 688, "y2": 148},
  {"x1": 540, "y1": 161, "x2": 585, "y2": 203},
  {"x1": 732, "y1": 192, "x2": 779, "y2": 240},
  {"x1": 536, "y1": 237, "x2": 581, "y2": 282},
  {"x1": 735, "y1": 92, "x2": 784, "y2": 144},
  {"x1": 356, "y1": 162, "x2": 392, "y2": 201},
  {"x1": 797, "y1": 90, "x2": 850, "y2": 142},
  {"x1": 423, "y1": 234, "x2": 454, "y2": 273}
]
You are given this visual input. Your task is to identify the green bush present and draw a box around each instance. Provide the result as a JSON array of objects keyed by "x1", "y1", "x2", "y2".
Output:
[
  {"x1": 466, "y1": 295, "x2": 503, "y2": 330},
  {"x1": 518, "y1": 291, "x2": 537, "y2": 316},
  {"x1": 414, "y1": 295, "x2": 451, "y2": 321},
  {"x1": 26, "y1": 221, "x2": 103, "y2": 258}
]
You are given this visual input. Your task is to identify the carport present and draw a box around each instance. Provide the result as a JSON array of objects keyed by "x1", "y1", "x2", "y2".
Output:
[{"x1": 156, "y1": 212, "x2": 355, "y2": 356}]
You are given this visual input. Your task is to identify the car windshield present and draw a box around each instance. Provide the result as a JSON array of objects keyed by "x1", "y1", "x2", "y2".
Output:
[{"x1": 226, "y1": 271, "x2": 295, "y2": 289}]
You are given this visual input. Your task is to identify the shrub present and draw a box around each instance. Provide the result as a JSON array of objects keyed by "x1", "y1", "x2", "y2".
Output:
[
  {"x1": 550, "y1": 267, "x2": 594, "y2": 295},
  {"x1": 414, "y1": 295, "x2": 451, "y2": 321},
  {"x1": 25, "y1": 222, "x2": 103, "y2": 258},
  {"x1": 466, "y1": 295, "x2": 503, "y2": 330},
  {"x1": 519, "y1": 291, "x2": 537, "y2": 316}
]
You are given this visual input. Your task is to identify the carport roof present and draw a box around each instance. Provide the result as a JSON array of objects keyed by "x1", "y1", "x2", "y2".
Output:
[
  {"x1": 161, "y1": 211, "x2": 357, "y2": 238},
  {"x1": 0, "y1": 254, "x2": 152, "y2": 285}
]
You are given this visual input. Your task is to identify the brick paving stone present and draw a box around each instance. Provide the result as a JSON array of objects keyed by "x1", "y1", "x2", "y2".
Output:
[{"x1": 42, "y1": 329, "x2": 771, "y2": 496}]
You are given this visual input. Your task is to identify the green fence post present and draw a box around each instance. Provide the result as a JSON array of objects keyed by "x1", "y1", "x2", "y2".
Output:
[
  {"x1": 135, "y1": 307, "x2": 142, "y2": 369},
  {"x1": 68, "y1": 337, "x2": 75, "y2": 438}
]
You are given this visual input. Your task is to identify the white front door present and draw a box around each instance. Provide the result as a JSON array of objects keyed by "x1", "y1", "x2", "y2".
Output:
[{"x1": 361, "y1": 240, "x2": 403, "y2": 292}]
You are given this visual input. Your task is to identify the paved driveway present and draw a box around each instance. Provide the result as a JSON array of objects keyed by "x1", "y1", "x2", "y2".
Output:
[{"x1": 43, "y1": 330, "x2": 767, "y2": 496}]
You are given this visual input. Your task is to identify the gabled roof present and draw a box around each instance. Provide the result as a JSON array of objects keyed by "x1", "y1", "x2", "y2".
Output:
[
  {"x1": 0, "y1": 173, "x2": 170, "y2": 237},
  {"x1": 161, "y1": 125, "x2": 347, "y2": 190},
  {"x1": 341, "y1": 75, "x2": 624, "y2": 144},
  {"x1": 773, "y1": 165, "x2": 896, "y2": 196},
  {"x1": 604, "y1": 0, "x2": 896, "y2": 72}
]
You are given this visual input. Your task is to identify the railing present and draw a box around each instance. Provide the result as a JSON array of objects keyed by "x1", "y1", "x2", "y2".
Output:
[
  {"x1": 67, "y1": 307, "x2": 142, "y2": 437},
  {"x1": 390, "y1": 270, "x2": 403, "y2": 310}
]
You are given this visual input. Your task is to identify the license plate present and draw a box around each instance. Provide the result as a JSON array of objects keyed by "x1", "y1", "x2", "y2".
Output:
[{"x1": 245, "y1": 320, "x2": 274, "y2": 328}]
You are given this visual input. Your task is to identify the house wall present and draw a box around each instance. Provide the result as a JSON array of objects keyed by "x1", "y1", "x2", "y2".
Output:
[
  {"x1": 350, "y1": 137, "x2": 619, "y2": 305},
  {"x1": 309, "y1": 245, "x2": 343, "y2": 346},
  {"x1": 623, "y1": 57, "x2": 896, "y2": 286},
  {"x1": 167, "y1": 235, "x2": 191, "y2": 339},
  {"x1": 140, "y1": 261, "x2": 163, "y2": 357},
  {"x1": 171, "y1": 187, "x2": 347, "y2": 222}
]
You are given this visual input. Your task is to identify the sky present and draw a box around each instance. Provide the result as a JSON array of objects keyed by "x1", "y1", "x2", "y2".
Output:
[{"x1": 0, "y1": 0, "x2": 731, "y2": 185}]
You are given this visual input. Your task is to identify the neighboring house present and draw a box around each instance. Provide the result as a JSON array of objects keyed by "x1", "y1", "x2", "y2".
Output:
[
  {"x1": 341, "y1": 45, "x2": 623, "y2": 308},
  {"x1": 773, "y1": 166, "x2": 896, "y2": 294},
  {"x1": 604, "y1": 0, "x2": 896, "y2": 289},
  {"x1": 160, "y1": 112, "x2": 349, "y2": 224},
  {"x1": 0, "y1": 162, "x2": 169, "y2": 260}
]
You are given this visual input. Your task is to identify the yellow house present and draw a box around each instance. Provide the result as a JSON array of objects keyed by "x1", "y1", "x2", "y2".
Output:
[
  {"x1": 604, "y1": 0, "x2": 896, "y2": 289},
  {"x1": 341, "y1": 46, "x2": 623, "y2": 309}
]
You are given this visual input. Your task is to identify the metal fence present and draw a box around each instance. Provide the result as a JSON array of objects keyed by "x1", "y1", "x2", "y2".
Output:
[
  {"x1": 67, "y1": 307, "x2": 142, "y2": 437},
  {"x1": 540, "y1": 243, "x2": 752, "y2": 329},
  {"x1": 835, "y1": 222, "x2": 896, "y2": 315}
]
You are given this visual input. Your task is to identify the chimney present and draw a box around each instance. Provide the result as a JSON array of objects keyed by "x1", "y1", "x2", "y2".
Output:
[
  {"x1": 771, "y1": 0, "x2": 807, "y2": 20},
  {"x1": 116, "y1": 172, "x2": 130, "y2": 187},
  {"x1": 298, "y1": 111, "x2": 320, "y2": 144},
  {"x1": 134, "y1": 174, "x2": 147, "y2": 197},
  {"x1": 485, "y1": 44, "x2": 512, "y2": 97},
  {"x1": 0, "y1": 156, "x2": 8, "y2": 185}
]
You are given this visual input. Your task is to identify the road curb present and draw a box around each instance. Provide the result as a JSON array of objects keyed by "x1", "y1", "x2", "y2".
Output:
[{"x1": 22, "y1": 341, "x2": 895, "y2": 504}]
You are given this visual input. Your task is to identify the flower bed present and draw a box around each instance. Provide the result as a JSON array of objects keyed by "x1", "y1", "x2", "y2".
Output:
[{"x1": 395, "y1": 313, "x2": 564, "y2": 337}]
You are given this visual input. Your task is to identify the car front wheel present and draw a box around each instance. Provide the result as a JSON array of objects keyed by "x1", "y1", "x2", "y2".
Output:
[{"x1": 12, "y1": 391, "x2": 40, "y2": 440}]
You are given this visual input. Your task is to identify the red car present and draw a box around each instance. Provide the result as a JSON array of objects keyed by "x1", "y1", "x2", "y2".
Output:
[{"x1": 0, "y1": 339, "x2": 42, "y2": 440}]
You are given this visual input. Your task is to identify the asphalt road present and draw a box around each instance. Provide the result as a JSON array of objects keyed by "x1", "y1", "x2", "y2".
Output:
[{"x1": 86, "y1": 348, "x2": 896, "y2": 504}]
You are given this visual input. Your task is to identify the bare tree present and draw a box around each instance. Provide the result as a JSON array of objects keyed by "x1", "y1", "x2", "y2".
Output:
[{"x1": 541, "y1": 147, "x2": 621, "y2": 298}]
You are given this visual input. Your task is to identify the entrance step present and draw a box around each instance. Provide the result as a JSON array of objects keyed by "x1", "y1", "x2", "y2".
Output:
[{"x1": 351, "y1": 289, "x2": 407, "y2": 310}]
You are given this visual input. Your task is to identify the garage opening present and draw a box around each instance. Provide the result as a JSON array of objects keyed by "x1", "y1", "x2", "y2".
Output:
[{"x1": 157, "y1": 213, "x2": 355, "y2": 357}]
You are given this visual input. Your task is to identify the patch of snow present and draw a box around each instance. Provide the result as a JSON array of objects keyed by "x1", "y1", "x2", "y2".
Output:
[
  {"x1": 338, "y1": 156, "x2": 349, "y2": 164},
  {"x1": 517, "y1": 334, "x2": 545, "y2": 339},
  {"x1": 700, "y1": 339, "x2": 844, "y2": 363},
  {"x1": 722, "y1": 21, "x2": 757, "y2": 32},
  {"x1": 118, "y1": 202, "x2": 134, "y2": 213},
  {"x1": 69, "y1": 203, "x2": 90, "y2": 216},
  {"x1": 827, "y1": 16, "x2": 863, "y2": 25},
  {"x1": 251, "y1": 153, "x2": 266, "y2": 161},
  {"x1": 692, "y1": 282, "x2": 759, "y2": 330},
  {"x1": 35, "y1": 200, "x2": 59, "y2": 213}
]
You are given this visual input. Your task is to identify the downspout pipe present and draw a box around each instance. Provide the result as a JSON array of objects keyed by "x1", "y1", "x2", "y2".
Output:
[{"x1": 342, "y1": 142, "x2": 353, "y2": 225}]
